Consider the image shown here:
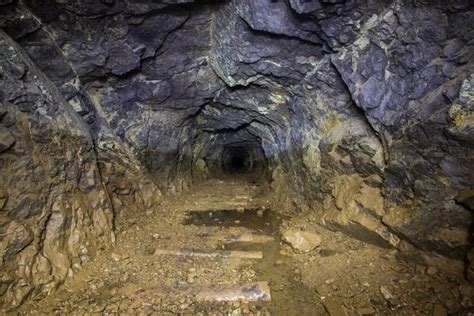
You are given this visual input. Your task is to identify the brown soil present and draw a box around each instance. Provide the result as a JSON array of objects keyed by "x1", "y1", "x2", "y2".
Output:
[{"x1": 18, "y1": 176, "x2": 474, "y2": 315}]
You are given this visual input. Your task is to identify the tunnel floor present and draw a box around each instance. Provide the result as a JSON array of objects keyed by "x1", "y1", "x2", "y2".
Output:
[{"x1": 19, "y1": 178, "x2": 473, "y2": 315}]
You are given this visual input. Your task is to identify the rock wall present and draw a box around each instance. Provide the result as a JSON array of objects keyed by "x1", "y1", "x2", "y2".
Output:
[
  {"x1": 0, "y1": 2, "x2": 163, "y2": 308},
  {"x1": 1, "y1": 0, "x2": 473, "y2": 308},
  {"x1": 208, "y1": 0, "x2": 474, "y2": 259},
  {"x1": 330, "y1": 1, "x2": 474, "y2": 259},
  {"x1": 0, "y1": 30, "x2": 115, "y2": 309}
]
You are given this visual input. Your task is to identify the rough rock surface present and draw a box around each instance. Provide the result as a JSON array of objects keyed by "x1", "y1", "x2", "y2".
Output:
[
  {"x1": 1, "y1": 0, "x2": 473, "y2": 309},
  {"x1": 282, "y1": 229, "x2": 322, "y2": 253},
  {"x1": 0, "y1": 30, "x2": 115, "y2": 309}
]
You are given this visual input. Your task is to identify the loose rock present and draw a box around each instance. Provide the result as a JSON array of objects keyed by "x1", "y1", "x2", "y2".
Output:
[{"x1": 282, "y1": 229, "x2": 322, "y2": 253}]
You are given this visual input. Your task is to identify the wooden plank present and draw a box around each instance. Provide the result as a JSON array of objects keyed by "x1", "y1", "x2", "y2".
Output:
[
  {"x1": 199, "y1": 233, "x2": 274, "y2": 243},
  {"x1": 188, "y1": 203, "x2": 250, "y2": 211},
  {"x1": 193, "y1": 282, "x2": 271, "y2": 302},
  {"x1": 131, "y1": 282, "x2": 271, "y2": 303},
  {"x1": 153, "y1": 248, "x2": 263, "y2": 259}
]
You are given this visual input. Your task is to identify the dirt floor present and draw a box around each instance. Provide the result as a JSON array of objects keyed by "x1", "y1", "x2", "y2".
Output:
[{"x1": 18, "y1": 176, "x2": 474, "y2": 315}]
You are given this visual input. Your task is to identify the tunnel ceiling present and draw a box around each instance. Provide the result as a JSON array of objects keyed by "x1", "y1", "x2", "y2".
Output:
[{"x1": 0, "y1": 0, "x2": 474, "y2": 309}]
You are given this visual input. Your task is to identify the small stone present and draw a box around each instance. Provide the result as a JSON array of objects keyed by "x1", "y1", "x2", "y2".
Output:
[
  {"x1": 380, "y1": 286, "x2": 393, "y2": 301},
  {"x1": 325, "y1": 278, "x2": 335, "y2": 285},
  {"x1": 282, "y1": 229, "x2": 322, "y2": 253},
  {"x1": 426, "y1": 267, "x2": 438, "y2": 276},
  {"x1": 117, "y1": 188, "x2": 131, "y2": 195},
  {"x1": 119, "y1": 274, "x2": 129, "y2": 283},
  {"x1": 111, "y1": 253, "x2": 122, "y2": 262}
]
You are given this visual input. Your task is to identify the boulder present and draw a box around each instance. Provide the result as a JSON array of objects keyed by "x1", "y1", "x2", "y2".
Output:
[{"x1": 282, "y1": 229, "x2": 322, "y2": 253}]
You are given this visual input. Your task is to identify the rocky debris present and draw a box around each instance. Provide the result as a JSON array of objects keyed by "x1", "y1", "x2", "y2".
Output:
[
  {"x1": 12, "y1": 179, "x2": 474, "y2": 315},
  {"x1": 110, "y1": 253, "x2": 122, "y2": 262},
  {"x1": 282, "y1": 229, "x2": 322, "y2": 253}
]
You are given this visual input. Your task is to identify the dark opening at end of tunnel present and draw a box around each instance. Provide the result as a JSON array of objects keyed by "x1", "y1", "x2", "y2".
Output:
[
  {"x1": 230, "y1": 154, "x2": 246, "y2": 172},
  {"x1": 223, "y1": 146, "x2": 252, "y2": 174}
]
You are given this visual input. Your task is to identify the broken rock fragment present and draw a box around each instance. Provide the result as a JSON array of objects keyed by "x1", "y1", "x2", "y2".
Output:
[{"x1": 282, "y1": 229, "x2": 322, "y2": 253}]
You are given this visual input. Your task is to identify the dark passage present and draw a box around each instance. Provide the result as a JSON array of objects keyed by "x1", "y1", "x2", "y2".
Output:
[
  {"x1": 230, "y1": 154, "x2": 245, "y2": 171},
  {"x1": 223, "y1": 147, "x2": 251, "y2": 173},
  {"x1": 220, "y1": 142, "x2": 267, "y2": 176}
]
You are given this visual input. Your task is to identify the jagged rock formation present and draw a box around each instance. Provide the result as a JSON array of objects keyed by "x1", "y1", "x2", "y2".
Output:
[
  {"x1": 0, "y1": 30, "x2": 115, "y2": 307},
  {"x1": 0, "y1": 0, "x2": 473, "y2": 309}
]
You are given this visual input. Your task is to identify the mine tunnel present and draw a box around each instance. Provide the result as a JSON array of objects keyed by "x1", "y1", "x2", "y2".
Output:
[
  {"x1": 219, "y1": 136, "x2": 267, "y2": 175},
  {"x1": 1, "y1": 0, "x2": 474, "y2": 314}
]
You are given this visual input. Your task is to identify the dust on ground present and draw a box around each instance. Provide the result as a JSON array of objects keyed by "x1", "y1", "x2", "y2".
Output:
[{"x1": 18, "y1": 176, "x2": 474, "y2": 315}]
